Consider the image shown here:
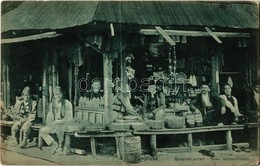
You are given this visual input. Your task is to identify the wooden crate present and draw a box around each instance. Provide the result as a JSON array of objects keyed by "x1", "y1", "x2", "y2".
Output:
[{"x1": 75, "y1": 107, "x2": 104, "y2": 124}]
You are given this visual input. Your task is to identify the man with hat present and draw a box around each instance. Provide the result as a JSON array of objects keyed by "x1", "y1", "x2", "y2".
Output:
[
  {"x1": 143, "y1": 80, "x2": 166, "y2": 120},
  {"x1": 190, "y1": 81, "x2": 226, "y2": 126},
  {"x1": 85, "y1": 78, "x2": 103, "y2": 100},
  {"x1": 11, "y1": 86, "x2": 37, "y2": 148},
  {"x1": 111, "y1": 78, "x2": 138, "y2": 121},
  {"x1": 39, "y1": 86, "x2": 73, "y2": 155}
]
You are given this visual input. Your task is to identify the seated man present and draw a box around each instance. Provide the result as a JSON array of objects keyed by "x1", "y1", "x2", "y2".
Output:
[
  {"x1": 39, "y1": 86, "x2": 73, "y2": 155},
  {"x1": 219, "y1": 84, "x2": 243, "y2": 125},
  {"x1": 11, "y1": 87, "x2": 37, "y2": 148},
  {"x1": 111, "y1": 79, "x2": 138, "y2": 122},
  {"x1": 143, "y1": 80, "x2": 166, "y2": 120},
  {"x1": 190, "y1": 82, "x2": 226, "y2": 126},
  {"x1": 245, "y1": 82, "x2": 259, "y2": 122},
  {"x1": 85, "y1": 79, "x2": 103, "y2": 100}
]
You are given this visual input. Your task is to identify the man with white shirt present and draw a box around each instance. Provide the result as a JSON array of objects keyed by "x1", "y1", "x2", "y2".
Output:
[
  {"x1": 190, "y1": 82, "x2": 226, "y2": 126},
  {"x1": 39, "y1": 86, "x2": 73, "y2": 155}
]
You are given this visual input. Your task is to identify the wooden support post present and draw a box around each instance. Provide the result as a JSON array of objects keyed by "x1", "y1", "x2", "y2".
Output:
[
  {"x1": 38, "y1": 133, "x2": 43, "y2": 149},
  {"x1": 74, "y1": 65, "x2": 78, "y2": 108},
  {"x1": 42, "y1": 53, "x2": 48, "y2": 123},
  {"x1": 120, "y1": 50, "x2": 127, "y2": 92},
  {"x1": 68, "y1": 63, "x2": 73, "y2": 102},
  {"x1": 226, "y1": 130, "x2": 232, "y2": 151},
  {"x1": 211, "y1": 52, "x2": 220, "y2": 93},
  {"x1": 63, "y1": 134, "x2": 71, "y2": 155},
  {"x1": 115, "y1": 137, "x2": 121, "y2": 159},
  {"x1": 187, "y1": 133, "x2": 193, "y2": 152},
  {"x1": 150, "y1": 135, "x2": 157, "y2": 156},
  {"x1": 90, "y1": 137, "x2": 97, "y2": 157},
  {"x1": 103, "y1": 52, "x2": 113, "y2": 124},
  {"x1": 6, "y1": 65, "x2": 10, "y2": 107}
]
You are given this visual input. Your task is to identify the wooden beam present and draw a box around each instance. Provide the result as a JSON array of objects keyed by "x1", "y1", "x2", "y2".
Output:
[
  {"x1": 140, "y1": 29, "x2": 250, "y2": 38},
  {"x1": 73, "y1": 34, "x2": 103, "y2": 54},
  {"x1": 155, "y1": 26, "x2": 176, "y2": 46},
  {"x1": 1, "y1": 32, "x2": 61, "y2": 44},
  {"x1": 205, "y1": 27, "x2": 222, "y2": 43},
  {"x1": 110, "y1": 23, "x2": 115, "y2": 37}
]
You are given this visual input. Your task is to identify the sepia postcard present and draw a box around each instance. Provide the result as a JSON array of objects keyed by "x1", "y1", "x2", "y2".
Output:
[{"x1": 0, "y1": 1, "x2": 259, "y2": 165}]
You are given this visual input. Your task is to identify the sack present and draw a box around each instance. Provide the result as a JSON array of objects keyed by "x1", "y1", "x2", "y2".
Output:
[
  {"x1": 164, "y1": 115, "x2": 185, "y2": 129},
  {"x1": 186, "y1": 111, "x2": 195, "y2": 128}
]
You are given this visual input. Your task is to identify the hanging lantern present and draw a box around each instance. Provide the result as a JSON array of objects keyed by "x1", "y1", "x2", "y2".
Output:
[
  {"x1": 171, "y1": 36, "x2": 176, "y2": 42},
  {"x1": 158, "y1": 35, "x2": 164, "y2": 43},
  {"x1": 181, "y1": 36, "x2": 187, "y2": 43},
  {"x1": 241, "y1": 39, "x2": 247, "y2": 47},
  {"x1": 237, "y1": 41, "x2": 242, "y2": 48},
  {"x1": 175, "y1": 36, "x2": 180, "y2": 43}
]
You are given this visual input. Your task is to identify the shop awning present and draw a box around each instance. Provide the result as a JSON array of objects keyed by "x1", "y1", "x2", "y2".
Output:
[{"x1": 1, "y1": 1, "x2": 259, "y2": 35}]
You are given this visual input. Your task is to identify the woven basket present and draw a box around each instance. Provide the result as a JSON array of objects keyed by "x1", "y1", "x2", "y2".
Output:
[
  {"x1": 67, "y1": 125, "x2": 84, "y2": 132},
  {"x1": 110, "y1": 122, "x2": 130, "y2": 131},
  {"x1": 121, "y1": 136, "x2": 141, "y2": 163},
  {"x1": 164, "y1": 115, "x2": 185, "y2": 129},
  {"x1": 146, "y1": 120, "x2": 164, "y2": 129},
  {"x1": 130, "y1": 122, "x2": 148, "y2": 131}
]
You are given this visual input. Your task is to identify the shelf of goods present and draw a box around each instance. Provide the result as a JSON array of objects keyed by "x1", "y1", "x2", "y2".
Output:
[{"x1": 75, "y1": 107, "x2": 104, "y2": 124}]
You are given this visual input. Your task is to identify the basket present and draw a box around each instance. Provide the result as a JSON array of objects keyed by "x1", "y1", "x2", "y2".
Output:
[
  {"x1": 67, "y1": 125, "x2": 84, "y2": 132},
  {"x1": 145, "y1": 120, "x2": 164, "y2": 129},
  {"x1": 110, "y1": 122, "x2": 130, "y2": 131},
  {"x1": 130, "y1": 122, "x2": 149, "y2": 131},
  {"x1": 164, "y1": 115, "x2": 185, "y2": 129},
  {"x1": 119, "y1": 136, "x2": 141, "y2": 163}
]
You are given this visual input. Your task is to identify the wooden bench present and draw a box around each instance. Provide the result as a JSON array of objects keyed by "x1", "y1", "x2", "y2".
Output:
[
  {"x1": 133, "y1": 124, "x2": 258, "y2": 153},
  {"x1": 0, "y1": 120, "x2": 43, "y2": 131},
  {"x1": 1, "y1": 120, "x2": 44, "y2": 144},
  {"x1": 62, "y1": 130, "x2": 132, "y2": 158}
]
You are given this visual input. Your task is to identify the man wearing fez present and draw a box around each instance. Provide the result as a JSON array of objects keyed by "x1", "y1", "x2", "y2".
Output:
[
  {"x1": 39, "y1": 86, "x2": 73, "y2": 155},
  {"x1": 190, "y1": 81, "x2": 226, "y2": 126},
  {"x1": 11, "y1": 87, "x2": 37, "y2": 148}
]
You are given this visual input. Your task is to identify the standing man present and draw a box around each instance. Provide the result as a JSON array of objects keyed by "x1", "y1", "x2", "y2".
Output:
[
  {"x1": 39, "y1": 86, "x2": 73, "y2": 155},
  {"x1": 190, "y1": 82, "x2": 226, "y2": 126},
  {"x1": 11, "y1": 87, "x2": 37, "y2": 148}
]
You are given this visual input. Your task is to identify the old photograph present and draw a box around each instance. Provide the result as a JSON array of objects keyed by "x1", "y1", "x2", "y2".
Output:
[{"x1": 0, "y1": 1, "x2": 259, "y2": 165}]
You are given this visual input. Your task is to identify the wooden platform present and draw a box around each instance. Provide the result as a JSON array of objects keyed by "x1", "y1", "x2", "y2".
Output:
[
  {"x1": 133, "y1": 124, "x2": 259, "y2": 152},
  {"x1": 63, "y1": 130, "x2": 132, "y2": 158},
  {"x1": 1, "y1": 120, "x2": 259, "y2": 157}
]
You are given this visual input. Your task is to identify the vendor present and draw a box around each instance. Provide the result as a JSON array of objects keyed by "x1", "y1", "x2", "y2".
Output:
[
  {"x1": 143, "y1": 80, "x2": 166, "y2": 120},
  {"x1": 39, "y1": 86, "x2": 73, "y2": 155},
  {"x1": 10, "y1": 87, "x2": 37, "y2": 148},
  {"x1": 219, "y1": 84, "x2": 243, "y2": 125},
  {"x1": 85, "y1": 78, "x2": 103, "y2": 100},
  {"x1": 190, "y1": 82, "x2": 226, "y2": 126},
  {"x1": 111, "y1": 79, "x2": 138, "y2": 121},
  {"x1": 85, "y1": 79, "x2": 103, "y2": 100}
]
